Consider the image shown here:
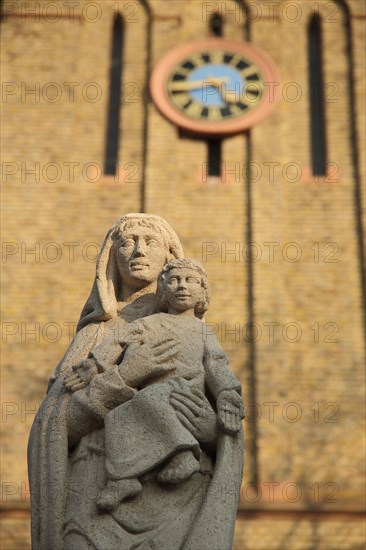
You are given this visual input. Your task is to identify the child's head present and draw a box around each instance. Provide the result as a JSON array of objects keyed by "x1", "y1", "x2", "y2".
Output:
[{"x1": 156, "y1": 259, "x2": 210, "y2": 319}]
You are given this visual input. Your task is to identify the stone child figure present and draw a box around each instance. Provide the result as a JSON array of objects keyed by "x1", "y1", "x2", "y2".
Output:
[{"x1": 64, "y1": 259, "x2": 244, "y2": 510}]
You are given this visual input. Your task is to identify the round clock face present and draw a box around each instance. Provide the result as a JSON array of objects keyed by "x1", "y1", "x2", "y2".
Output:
[{"x1": 150, "y1": 39, "x2": 280, "y2": 136}]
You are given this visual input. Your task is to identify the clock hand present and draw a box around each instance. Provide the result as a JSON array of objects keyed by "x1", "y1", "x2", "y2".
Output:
[
  {"x1": 220, "y1": 85, "x2": 263, "y2": 105},
  {"x1": 169, "y1": 76, "x2": 230, "y2": 92},
  {"x1": 218, "y1": 78, "x2": 265, "y2": 105},
  {"x1": 213, "y1": 81, "x2": 242, "y2": 104},
  {"x1": 219, "y1": 89, "x2": 241, "y2": 104}
]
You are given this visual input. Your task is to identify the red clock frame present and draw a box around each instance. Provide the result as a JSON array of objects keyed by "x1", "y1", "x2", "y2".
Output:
[{"x1": 150, "y1": 38, "x2": 280, "y2": 136}]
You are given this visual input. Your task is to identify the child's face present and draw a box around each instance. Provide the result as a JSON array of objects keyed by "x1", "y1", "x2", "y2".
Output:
[{"x1": 164, "y1": 267, "x2": 202, "y2": 314}]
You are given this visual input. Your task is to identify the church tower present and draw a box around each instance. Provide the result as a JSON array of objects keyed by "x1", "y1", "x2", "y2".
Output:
[{"x1": 1, "y1": 1, "x2": 365, "y2": 547}]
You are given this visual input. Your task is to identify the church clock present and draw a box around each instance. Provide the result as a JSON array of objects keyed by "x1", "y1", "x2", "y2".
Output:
[{"x1": 150, "y1": 38, "x2": 280, "y2": 136}]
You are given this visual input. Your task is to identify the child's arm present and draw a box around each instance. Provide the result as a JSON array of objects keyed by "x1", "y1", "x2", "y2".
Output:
[
  {"x1": 203, "y1": 327, "x2": 242, "y2": 394},
  {"x1": 217, "y1": 389, "x2": 244, "y2": 434},
  {"x1": 203, "y1": 325, "x2": 244, "y2": 434}
]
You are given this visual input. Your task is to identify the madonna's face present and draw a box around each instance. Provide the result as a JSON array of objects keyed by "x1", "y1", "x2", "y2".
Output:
[{"x1": 116, "y1": 225, "x2": 168, "y2": 290}]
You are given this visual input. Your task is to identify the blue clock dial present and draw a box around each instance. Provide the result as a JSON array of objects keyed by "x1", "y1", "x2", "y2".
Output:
[
  {"x1": 167, "y1": 50, "x2": 264, "y2": 122},
  {"x1": 188, "y1": 65, "x2": 245, "y2": 107}
]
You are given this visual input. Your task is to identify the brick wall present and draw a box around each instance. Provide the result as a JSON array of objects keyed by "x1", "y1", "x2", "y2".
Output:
[{"x1": 1, "y1": 1, "x2": 365, "y2": 548}]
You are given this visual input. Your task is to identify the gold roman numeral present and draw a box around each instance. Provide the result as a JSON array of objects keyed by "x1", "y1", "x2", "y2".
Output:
[
  {"x1": 189, "y1": 53, "x2": 205, "y2": 67},
  {"x1": 208, "y1": 107, "x2": 222, "y2": 121},
  {"x1": 240, "y1": 97, "x2": 257, "y2": 109},
  {"x1": 245, "y1": 81, "x2": 264, "y2": 93},
  {"x1": 228, "y1": 54, "x2": 242, "y2": 67},
  {"x1": 241, "y1": 65, "x2": 259, "y2": 78},
  {"x1": 243, "y1": 81, "x2": 264, "y2": 104},
  {"x1": 174, "y1": 66, "x2": 190, "y2": 77},
  {"x1": 171, "y1": 92, "x2": 191, "y2": 108},
  {"x1": 230, "y1": 104, "x2": 246, "y2": 116},
  {"x1": 184, "y1": 101, "x2": 203, "y2": 118},
  {"x1": 244, "y1": 91, "x2": 261, "y2": 104},
  {"x1": 210, "y1": 50, "x2": 223, "y2": 64}
]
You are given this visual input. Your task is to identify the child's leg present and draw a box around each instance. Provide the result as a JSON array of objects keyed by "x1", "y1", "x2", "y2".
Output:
[
  {"x1": 104, "y1": 384, "x2": 200, "y2": 480},
  {"x1": 157, "y1": 449, "x2": 200, "y2": 484},
  {"x1": 100, "y1": 382, "x2": 201, "y2": 508},
  {"x1": 97, "y1": 478, "x2": 141, "y2": 510}
]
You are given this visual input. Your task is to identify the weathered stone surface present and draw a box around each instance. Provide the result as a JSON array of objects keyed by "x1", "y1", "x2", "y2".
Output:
[{"x1": 28, "y1": 214, "x2": 244, "y2": 549}]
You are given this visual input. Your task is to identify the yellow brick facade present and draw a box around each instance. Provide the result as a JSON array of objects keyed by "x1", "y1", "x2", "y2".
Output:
[{"x1": 1, "y1": 0, "x2": 365, "y2": 548}]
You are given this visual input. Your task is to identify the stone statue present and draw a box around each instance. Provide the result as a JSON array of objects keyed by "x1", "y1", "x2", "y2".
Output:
[{"x1": 28, "y1": 214, "x2": 244, "y2": 550}]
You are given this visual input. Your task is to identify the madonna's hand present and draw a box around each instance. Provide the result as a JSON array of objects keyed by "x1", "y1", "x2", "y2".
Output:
[
  {"x1": 118, "y1": 338, "x2": 180, "y2": 388},
  {"x1": 170, "y1": 382, "x2": 217, "y2": 444}
]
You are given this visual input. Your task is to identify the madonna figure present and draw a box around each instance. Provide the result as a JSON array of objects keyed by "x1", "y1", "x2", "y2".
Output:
[{"x1": 28, "y1": 213, "x2": 244, "y2": 550}]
